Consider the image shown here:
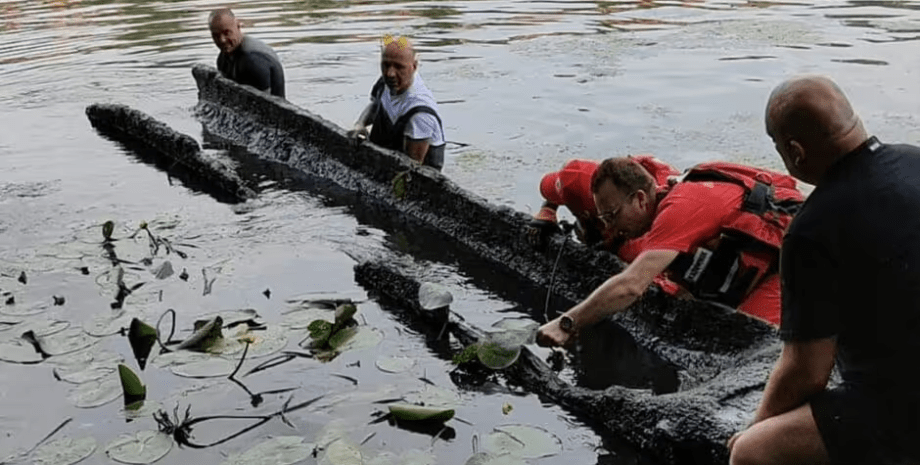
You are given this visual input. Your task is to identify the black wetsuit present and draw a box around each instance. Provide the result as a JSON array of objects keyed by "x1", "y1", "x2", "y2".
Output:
[
  {"x1": 780, "y1": 136, "x2": 920, "y2": 465},
  {"x1": 368, "y1": 78, "x2": 445, "y2": 171},
  {"x1": 217, "y1": 35, "x2": 285, "y2": 98}
]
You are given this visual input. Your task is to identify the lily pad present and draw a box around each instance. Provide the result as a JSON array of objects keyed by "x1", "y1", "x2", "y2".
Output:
[
  {"x1": 336, "y1": 327, "x2": 383, "y2": 352},
  {"x1": 49, "y1": 349, "x2": 122, "y2": 370},
  {"x1": 84, "y1": 314, "x2": 131, "y2": 337},
  {"x1": 0, "y1": 315, "x2": 24, "y2": 331},
  {"x1": 388, "y1": 404, "x2": 454, "y2": 422},
  {"x1": 40, "y1": 329, "x2": 97, "y2": 356},
  {"x1": 367, "y1": 449, "x2": 436, "y2": 465},
  {"x1": 482, "y1": 425, "x2": 562, "y2": 459},
  {"x1": 405, "y1": 385, "x2": 460, "y2": 408},
  {"x1": 211, "y1": 326, "x2": 288, "y2": 358},
  {"x1": 418, "y1": 283, "x2": 453, "y2": 310},
  {"x1": 54, "y1": 363, "x2": 118, "y2": 384},
  {"x1": 175, "y1": 316, "x2": 223, "y2": 352},
  {"x1": 127, "y1": 318, "x2": 157, "y2": 370},
  {"x1": 123, "y1": 400, "x2": 162, "y2": 421},
  {"x1": 280, "y1": 307, "x2": 333, "y2": 329},
  {"x1": 319, "y1": 440, "x2": 363, "y2": 465},
  {"x1": 196, "y1": 308, "x2": 264, "y2": 328},
  {"x1": 375, "y1": 356, "x2": 416, "y2": 374},
  {"x1": 104, "y1": 431, "x2": 172, "y2": 464},
  {"x1": 32, "y1": 436, "x2": 97, "y2": 465},
  {"x1": 334, "y1": 304, "x2": 357, "y2": 328},
  {"x1": 68, "y1": 376, "x2": 122, "y2": 408},
  {"x1": 119, "y1": 364, "x2": 146, "y2": 405},
  {"x1": 20, "y1": 319, "x2": 71, "y2": 338},
  {"x1": 0, "y1": 301, "x2": 50, "y2": 316},
  {"x1": 221, "y1": 436, "x2": 314, "y2": 465},
  {"x1": 463, "y1": 453, "x2": 526, "y2": 465},
  {"x1": 0, "y1": 338, "x2": 44, "y2": 363},
  {"x1": 169, "y1": 357, "x2": 234, "y2": 378}
]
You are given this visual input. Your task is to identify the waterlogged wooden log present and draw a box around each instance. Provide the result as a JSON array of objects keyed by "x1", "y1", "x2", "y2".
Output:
[
  {"x1": 85, "y1": 103, "x2": 256, "y2": 201},
  {"x1": 353, "y1": 260, "x2": 784, "y2": 465}
]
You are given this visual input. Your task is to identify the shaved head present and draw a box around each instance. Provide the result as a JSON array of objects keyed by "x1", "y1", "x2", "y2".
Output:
[
  {"x1": 765, "y1": 75, "x2": 868, "y2": 184},
  {"x1": 208, "y1": 8, "x2": 234, "y2": 27},
  {"x1": 380, "y1": 36, "x2": 418, "y2": 95}
]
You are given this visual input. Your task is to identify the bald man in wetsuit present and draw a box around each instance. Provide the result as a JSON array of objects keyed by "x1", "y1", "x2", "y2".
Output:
[
  {"x1": 209, "y1": 8, "x2": 285, "y2": 98},
  {"x1": 727, "y1": 76, "x2": 920, "y2": 465},
  {"x1": 348, "y1": 36, "x2": 446, "y2": 171}
]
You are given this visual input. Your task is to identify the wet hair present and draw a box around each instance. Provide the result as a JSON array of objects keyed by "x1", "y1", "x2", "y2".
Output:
[
  {"x1": 208, "y1": 8, "x2": 235, "y2": 25},
  {"x1": 590, "y1": 157, "x2": 654, "y2": 196}
]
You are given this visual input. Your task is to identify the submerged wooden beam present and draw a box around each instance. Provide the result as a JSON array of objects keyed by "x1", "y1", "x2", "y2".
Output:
[{"x1": 86, "y1": 103, "x2": 256, "y2": 202}]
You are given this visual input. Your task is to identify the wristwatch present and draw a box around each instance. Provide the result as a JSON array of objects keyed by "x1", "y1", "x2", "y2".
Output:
[{"x1": 559, "y1": 314, "x2": 576, "y2": 334}]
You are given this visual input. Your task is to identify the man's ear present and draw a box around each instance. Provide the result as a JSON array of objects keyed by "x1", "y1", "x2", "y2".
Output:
[
  {"x1": 789, "y1": 140, "x2": 806, "y2": 167},
  {"x1": 634, "y1": 189, "x2": 649, "y2": 210}
]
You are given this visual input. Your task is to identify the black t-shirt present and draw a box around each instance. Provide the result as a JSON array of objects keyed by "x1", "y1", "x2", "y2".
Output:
[
  {"x1": 217, "y1": 35, "x2": 285, "y2": 98},
  {"x1": 780, "y1": 137, "x2": 920, "y2": 389}
]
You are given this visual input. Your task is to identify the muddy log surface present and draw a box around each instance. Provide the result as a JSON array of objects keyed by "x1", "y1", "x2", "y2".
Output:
[{"x1": 191, "y1": 64, "x2": 778, "y2": 381}]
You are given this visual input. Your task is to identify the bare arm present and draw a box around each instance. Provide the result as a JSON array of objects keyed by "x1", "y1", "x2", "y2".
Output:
[
  {"x1": 404, "y1": 138, "x2": 430, "y2": 164},
  {"x1": 536, "y1": 249, "x2": 679, "y2": 347},
  {"x1": 348, "y1": 101, "x2": 378, "y2": 140},
  {"x1": 752, "y1": 338, "x2": 836, "y2": 425}
]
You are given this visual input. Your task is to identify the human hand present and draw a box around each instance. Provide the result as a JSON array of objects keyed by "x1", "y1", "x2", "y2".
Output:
[
  {"x1": 525, "y1": 218, "x2": 561, "y2": 251},
  {"x1": 346, "y1": 124, "x2": 368, "y2": 145},
  {"x1": 536, "y1": 318, "x2": 574, "y2": 348}
]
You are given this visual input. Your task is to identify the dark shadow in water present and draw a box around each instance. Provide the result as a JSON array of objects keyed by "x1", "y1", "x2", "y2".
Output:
[
  {"x1": 92, "y1": 126, "x2": 248, "y2": 205},
  {"x1": 201, "y1": 130, "x2": 680, "y2": 394}
]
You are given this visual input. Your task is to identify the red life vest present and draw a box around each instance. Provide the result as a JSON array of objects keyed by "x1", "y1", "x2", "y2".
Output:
[{"x1": 666, "y1": 162, "x2": 804, "y2": 307}]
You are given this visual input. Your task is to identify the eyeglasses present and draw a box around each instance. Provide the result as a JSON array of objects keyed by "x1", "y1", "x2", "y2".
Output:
[
  {"x1": 597, "y1": 191, "x2": 635, "y2": 226},
  {"x1": 382, "y1": 35, "x2": 409, "y2": 49}
]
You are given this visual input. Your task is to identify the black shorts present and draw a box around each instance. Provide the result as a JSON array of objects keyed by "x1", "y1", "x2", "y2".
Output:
[{"x1": 811, "y1": 386, "x2": 920, "y2": 465}]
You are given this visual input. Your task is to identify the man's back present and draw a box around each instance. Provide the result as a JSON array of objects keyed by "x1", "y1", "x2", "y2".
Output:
[
  {"x1": 217, "y1": 35, "x2": 285, "y2": 98},
  {"x1": 781, "y1": 138, "x2": 920, "y2": 389}
]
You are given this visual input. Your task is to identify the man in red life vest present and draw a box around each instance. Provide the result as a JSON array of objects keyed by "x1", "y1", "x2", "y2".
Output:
[
  {"x1": 535, "y1": 156, "x2": 803, "y2": 342},
  {"x1": 527, "y1": 155, "x2": 680, "y2": 250}
]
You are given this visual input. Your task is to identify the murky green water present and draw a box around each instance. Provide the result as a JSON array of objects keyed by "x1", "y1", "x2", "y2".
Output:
[{"x1": 2, "y1": 0, "x2": 919, "y2": 464}]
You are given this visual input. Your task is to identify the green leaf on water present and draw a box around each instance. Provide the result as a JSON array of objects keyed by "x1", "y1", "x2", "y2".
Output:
[
  {"x1": 327, "y1": 326, "x2": 358, "y2": 350},
  {"x1": 318, "y1": 440, "x2": 363, "y2": 465},
  {"x1": 388, "y1": 404, "x2": 455, "y2": 422},
  {"x1": 118, "y1": 364, "x2": 146, "y2": 406},
  {"x1": 334, "y1": 303, "x2": 357, "y2": 329},
  {"x1": 175, "y1": 316, "x2": 223, "y2": 352},
  {"x1": 104, "y1": 431, "x2": 172, "y2": 464},
  {"x1": 127, "y1": 318, "x2": 157, "y2": 370},
  {"x1": 31, "y1": 436, "x2": 97, "y2": 465},
  {"x1": 308, "y1": 320, "x2": 334, "y2": 347},
  {"x1": 221, "y1": 436, "x2": 315, "y2": 465},
  {"x1": 391, "y1": 170, "x2": 410, "y2": 200},
  {"x1": 102, "y1": 221, "x2": 114, "y2": 241}
]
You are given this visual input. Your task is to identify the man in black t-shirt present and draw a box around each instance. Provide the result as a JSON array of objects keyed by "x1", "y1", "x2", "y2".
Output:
[
  {"x1": 209, "y1": 8, "x2": 285, "y2": 98},
  {"x1": 728, "y1": 75, "x2": 920, "y2": 465}
]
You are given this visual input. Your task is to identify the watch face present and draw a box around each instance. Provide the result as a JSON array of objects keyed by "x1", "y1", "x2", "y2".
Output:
[{"x1": 560, "y1": 315, "x2": 574, "y2": 333}]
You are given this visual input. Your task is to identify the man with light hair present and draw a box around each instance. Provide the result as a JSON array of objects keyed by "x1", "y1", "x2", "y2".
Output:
[
  {"x1": 208, "y1": 8, "x2": 285, "y2": 98},
  {"x1": 348, "y1": 35, "x2": 446, "y2": 171}
]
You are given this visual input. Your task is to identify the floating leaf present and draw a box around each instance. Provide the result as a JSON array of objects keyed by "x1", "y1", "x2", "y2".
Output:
[
  {"x1": 175, "y1": 316, "x2": 223, "y2": 351},
  {"x1": 102, "y1": 221, "x2": 115, "y2": 241},
  {"x1": 127, "y1": 318, "x2": 157, "y2": 370},
  {"x1": 491, "y1": 318, "x2": 539, "y2": 344},
  {"x1": 169, "y1": 357, "x2": 234, "y2": 378},
  {"x1": 32, "y1": 436, "x2": 97, "y2": 465},
  {"x1": 83, "y1": 314, "x2": 130, "y2": 337},
  {"x1": 336, "y1": 327, "x2": 383, "y2": 353},
  {"x1": 483, "y1": 425, "x2": 562, "y2": 459},
  {"x1": 104, "y1": 431, "x2": 172, "y2": 464},
  {"x1": 20, "y1": 319, "x2": 70, "y2": 338},
  {"x1": 152, "y1": 261, "x2": 173, "y2": 280},
  {"x1": 463, "y1": 453, "x2": 526, "y2": 465},
  {"x1": 0, "y1": 301, "x2": 49, "y2": 316},
  {"x1": 328, "y1": 326, "x2": 358, "y2": 350},
  {"x1": 307, "y1": 320, "x2": 334, "y2": 347},
  {"x1": 68, "y1": 376, "x2": 121, "y2": 408},
  {"x1": 0, "y1": 315, "x2": 23, "y2": 331},
  {"x1": 123, "y1": 400, "x2": 162, "y2": 421},
  {"x1": 0, "y1": 338, "x2": 43, "y2": 363},
  {"x1": 375, "y1": 356, "x2": 416, "y2": 374},
  {"x1": 388, "y1": 404, "x2": 454, "y2": 422},
  {"x1": 502, "y1": 403, "x2": 513, "y2": 415},
  {"x1": 391, "y1": 171, "x2": 410, "y2": 200},
  {"x1": 210, "y1": 326, "x2": 288, "y2": 358},
  {"x1": 118, "y1": 364, "x2": 146, "y2": 406},
  {"x1": 40, "y1": 329, "x2": 97, "y2": 356},
  {"x1": 418, "y1": 283, "x2": 453, "y2": 310},
  {"x1": 405, "y1": 385, "x2": 460, "y2": 408},
  {"x1": 54, "y1": 363, "x2": 117, "y2": 384},
  {"x1": 367, "y1": 450, "x2": 436, "y2": 465},
  {"x1": 334, "y1": 304, "x2": 357, "y2": 329},
  {"x1": 221, "y1": 436, "x2": 314, "y2": 465},
  {"x1": 319, "y1": 440, "x2": 363, "y2": 465},
  {"x1": 280, "y1": 307, "x2": 332, "y2": 330}
]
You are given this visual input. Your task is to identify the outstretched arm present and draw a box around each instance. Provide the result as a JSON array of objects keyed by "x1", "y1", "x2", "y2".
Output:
[
  {"x1": 348, "y1": 101, "x2": 378, "y2": 139},
  {"x1": 536, "y1": 249, "x2": 679, "y2": 347}
]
